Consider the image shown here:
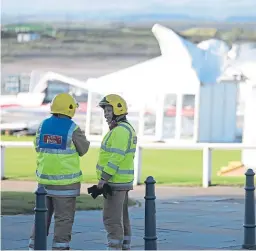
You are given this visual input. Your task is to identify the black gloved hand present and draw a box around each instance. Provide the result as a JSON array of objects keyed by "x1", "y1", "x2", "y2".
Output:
[
  {"x1": 87, "y1": 185, "x2": 97, "y2": 194},
  {"x1": 87, "y1": 185, "x2": 103, "y2": 199},
  {"x1": 102, "y1": 184, "x2": 113, "y2": 199}
]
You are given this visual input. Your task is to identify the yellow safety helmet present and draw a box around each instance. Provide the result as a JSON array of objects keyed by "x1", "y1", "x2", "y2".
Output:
[
  {"x1": 50, "y1": 93, "x2": 79, "y2": 118},
  {"x1": 99, "y1": 94, "x2": 128, "y2": 116}
]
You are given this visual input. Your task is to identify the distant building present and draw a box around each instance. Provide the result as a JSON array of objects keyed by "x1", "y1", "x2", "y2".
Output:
[
  {"x1": 17, "y1": 32, "x2": 41, "y2": 43},
  {"x1": 1, "y1": 74, "x2": 30, "y2": 94},
  {"x1": 1, "y1": 23, "x2": 56, "y2": 40}
]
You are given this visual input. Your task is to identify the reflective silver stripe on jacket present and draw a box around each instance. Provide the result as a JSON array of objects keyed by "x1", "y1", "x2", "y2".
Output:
[
  {"x1": 37, "y1": 148, "x2": 77, "y2": 154},
  {"x1": 101, "y1": 144, "x2": 126, "y2": 155},
  {"x1": 119, "y1": 123, "x2": 133, "y2": 150},
  {"x1": 36, "y1": 170, "x2": 82, "y2": 180},
  {"x1": 100, "y1": 122, "x2": 136, "y2": 155},
  {"x1": 46, "y1": 189, "x2": 80, "y2": 196},
  {"x1": 35, "y1": 122, "x2": 77, "y2": 154},
  {"x1": 101, "y1": 144, "x2": 136, "y2": 155},
  {"x1": 107, "y1": 162, "x2": 119, "y2": 171},
  {"x1": 97, "y1": 164, "x2": 134, "y2": 175},
  {"x1": 118, "y1": 123, "x2": 137, "y2": 153},
  {"x1": 52, "y1": 241, "x2": 70, "y2": 248}
]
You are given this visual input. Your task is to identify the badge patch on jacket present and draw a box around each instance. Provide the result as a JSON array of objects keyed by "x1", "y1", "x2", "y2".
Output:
[{"x1": 43, "y1": 134, "x2": 62, "y2": 145}]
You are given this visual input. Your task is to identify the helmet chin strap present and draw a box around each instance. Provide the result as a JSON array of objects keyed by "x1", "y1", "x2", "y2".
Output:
[
  {"x1": 109, "y1": 120, "x2": 118, "y2": 130},
  {"x1": 108, "y1": 114, "x2": 127, "y2": 130},
  {"x1": 108, "y1": 113, "x2": 117, "y2": 130}
]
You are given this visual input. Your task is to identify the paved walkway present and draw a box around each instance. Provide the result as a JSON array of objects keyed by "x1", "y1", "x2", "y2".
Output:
[{"x1": 1, "y1": 181, "x2": 248, "y2": 250}]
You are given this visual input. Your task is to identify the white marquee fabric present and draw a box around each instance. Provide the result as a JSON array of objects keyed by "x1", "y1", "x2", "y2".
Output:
[
  {"x1": 233, "y1": 46, "x2": 256, "y2": 82},
  {"x1": 151, "y1": 24, "x2": 229, "y2": 84},
  {"x1": 86, "y1": 56, "x2": 200, "y2": 97},
  {"x1": 197, "y1": 39, "x2": 230, "y2": 55},
  {"x1": 86, "y1": 24, "x2": 231, "y2": 97}
]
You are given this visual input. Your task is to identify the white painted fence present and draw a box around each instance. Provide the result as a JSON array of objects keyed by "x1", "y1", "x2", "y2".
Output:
[{"x1": 1, "y1": 141, "x2": 256, "y2": 188}]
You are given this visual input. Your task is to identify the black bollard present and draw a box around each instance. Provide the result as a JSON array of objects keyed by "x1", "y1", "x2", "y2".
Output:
[
  {"x1": 243, "y1": 168, "x2": 256, "y2": 250},
  {"x1": 34, "y1": 185, "x2": 48, "y2": 250},
  {"x1": 144, "y1": 176, "x2": 157, "y2": 250}
]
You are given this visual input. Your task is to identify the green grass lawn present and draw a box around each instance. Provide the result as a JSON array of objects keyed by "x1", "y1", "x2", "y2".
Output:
[
  {"x1": 1, "y1": 191, "x2": 137, "y2": 215},
  {"x1": 1, "y1": 135, "x2": 245, "y2": 186}
]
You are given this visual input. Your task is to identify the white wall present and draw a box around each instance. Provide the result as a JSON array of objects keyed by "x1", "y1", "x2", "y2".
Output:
[
  {"x1": 242, "y1": 83, "x2": 256, "y2": 169},
  {"x1": 198, "y1": 81, "x2": 238, "y2": 142}
]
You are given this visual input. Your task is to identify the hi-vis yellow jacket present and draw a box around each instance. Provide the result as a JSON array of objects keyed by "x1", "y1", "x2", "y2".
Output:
[
  {"x1": 34, "y1": 116, "x2": 83, "y2": 187},
  {"x1": 96, "y1": 121, "x2": 137, "y2": 188}
]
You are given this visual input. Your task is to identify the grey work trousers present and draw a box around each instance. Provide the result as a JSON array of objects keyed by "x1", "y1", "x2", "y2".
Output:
[
  {"x1": 103, "y1": 190, "x2": 131, "y2": 250},
  {"x1": 28, "y1": 196, "x2": 76, "y2": 250}
]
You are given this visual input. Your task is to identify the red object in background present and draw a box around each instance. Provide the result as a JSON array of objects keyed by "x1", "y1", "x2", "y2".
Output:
[
  {"x1": 0, "y1": 104, "x2": 20, "y2": 108},
  {"x1": 165, "y1": 107, "x2": 194, "y2": 117},
  {"x1": 0, "y1": 101, "x2": 194, "y2": 117},
  {"x1": 66, "y1": 103, "x2": 195, "y2": 116},
  {"x1": 181, "y1": 108, "x2": 195, "y2": 117},
  {"x1": 166, "y1": 107, "x2": 176, "y2": 116},
  {"x1": 77, "y1": 102, "x2": 87, "y2": 112}
]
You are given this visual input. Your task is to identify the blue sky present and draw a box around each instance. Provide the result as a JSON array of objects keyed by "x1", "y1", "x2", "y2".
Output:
[{"x1": 2, "y1": 0, "x2": 256, "y2": 19}]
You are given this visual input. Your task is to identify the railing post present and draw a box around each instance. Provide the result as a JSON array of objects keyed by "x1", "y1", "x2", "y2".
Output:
[
  {"x1": 202, "y1": 146, "x2": 212, "y2": 188},
  {"x1": 133, "y1": 146, "x2": 142, "y2": 186},
  {"x1": 243, "y1": 168, "x2": 256, "y2": 249},
  {"x1": 1, "y1": 146, "x2": 5, "y2": 180},
  {"x1": 34, "y1": 185, "x2": 48, "y2": 250},
  {"x1": 144, "y1": 176, "x2": 157, "y2": 250}
]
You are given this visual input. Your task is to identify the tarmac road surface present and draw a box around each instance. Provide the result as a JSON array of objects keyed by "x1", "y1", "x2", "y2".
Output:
[{"x1": 1, "y1": 181, "x2": 248, "y2": 250}]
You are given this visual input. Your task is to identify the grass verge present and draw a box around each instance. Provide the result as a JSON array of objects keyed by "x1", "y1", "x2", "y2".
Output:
[
  {"x1": 1, "y1": 135, "x2": 245, "y2": 186},
  {"x1": 1, "y1": 192, "x2": 138, "y2": 215}
]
